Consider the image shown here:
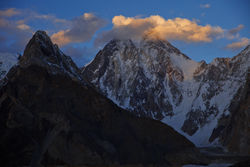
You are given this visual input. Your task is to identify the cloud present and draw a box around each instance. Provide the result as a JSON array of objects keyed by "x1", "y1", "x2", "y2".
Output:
[
  {"x1": 0, "y1": 8, "x2": 77, "y2": 53},
  {"x1": 51, "y1": 30, "x2": 71, "y2": 46},
  {"x1": 1, "y1": 8, "x2": 70, "y2": 32},
  {"x1": 0, "y1": 9, "x2": 106, "y2": 54},
  {"x1": 228, "y1": 24, "x2": 244, "y2": 34},
  {"x1": 226, "y1": 37, "x2": 249, "y2": 50},
  {"x1": 0, "y1": 17, "x2": 33, "y2": 53},
  {"x1": 32, "y1": 13, "x2": 68, "y2": 25},
  {"x1": 0, "y1": 8, "x2": 247, "y2": 56},
  {"x1": 200, "y1": 4, "x2": 211, "y2": 9},
  {"x1": 17, "y1": 23, "x2": 30, "y2": 30},
  {"x1": 51, "y1": 13, "x2": 106, "y2": 46},
  {"x1": 226, "y1": 24, "x2": 244, "y2": 39},
  {"x1": 95, "y1": 15, "x2": 224, "y2": 46},
  {"x1": 0, "y1": 8, "x2": 20, "y2": 17},
  {"x1": 0, "y1": 9, "x2": 33, "y2": 53},
  {"x1": 224, "y1": 25, "x2": 248, "y2": 50}
]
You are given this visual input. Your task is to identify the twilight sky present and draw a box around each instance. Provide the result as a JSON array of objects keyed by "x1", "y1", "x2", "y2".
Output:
[{"x1": 0, "y1": 0, "x2": 249, "y2": 66}]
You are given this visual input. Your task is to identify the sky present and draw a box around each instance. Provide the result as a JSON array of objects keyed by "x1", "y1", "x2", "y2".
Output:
[{"x1": 0, "y1": 0, "x2": 249, "y2": 66}]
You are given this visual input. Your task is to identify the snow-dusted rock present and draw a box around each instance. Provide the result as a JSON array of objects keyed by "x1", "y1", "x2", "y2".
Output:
[
  {"x1": 0, "y1": 53, "x2": 18, "y2": 80},
  {"x1": 82, "y1": 38, "x2": 250, "y2": 151}
]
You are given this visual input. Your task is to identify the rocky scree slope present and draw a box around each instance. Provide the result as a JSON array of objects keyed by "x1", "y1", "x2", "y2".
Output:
[
  {"x1": 82, "y1": 38, "x2": 250, "y2": 153},
  {"x1": 0, "y1": 31, "x2": 202, "y2": 167}
]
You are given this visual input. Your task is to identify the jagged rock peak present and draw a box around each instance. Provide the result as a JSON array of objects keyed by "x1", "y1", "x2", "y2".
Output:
[
  {"x1": 21, "y1": 30, "x2": 58, "y2": 62},
  {"x1": 103, "y1": 38, "x2": 136, "y2": 52},
  {"x1": 33, "y1": 30, "x2": 53, "y2": 45},
  {"x1": 101, "y1": 37, "x2": 192, "y2": 62},
  {"x1": 32, "y1": 30, "x2": 60, "y2": 52},
  {"x1": 244, "y1": 44, "x2": 250, "y2": 51},
  {"x1": 230, "y1": 44, "x2": 250, "y2": 60},
  {"x1": 141, "y1": 37, "x2": 180, "y2": 52},
  {"x1": 18, "y1": 30, "x2": 82, "y2": 82}
]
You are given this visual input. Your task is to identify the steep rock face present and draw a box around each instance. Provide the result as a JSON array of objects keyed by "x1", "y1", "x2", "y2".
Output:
[
  {"x1": 83, "y1": 39, "x2": 199, "y2": 119},
  {"x1": 181, "y1": 46, "x2": 250, "y2": 146},
  {"x1": 0, "y1": 31, "x2": 200, "y2": 166},
  {"x1": 82, "y1": 38, "x2": 250, "y2": 150},
  {"x1": 210, "y1": 69, "x2": 250, "y2": 154}
]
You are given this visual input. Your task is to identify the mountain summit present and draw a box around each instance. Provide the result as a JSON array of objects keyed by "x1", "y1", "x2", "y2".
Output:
[
  {"x1": 82, "y1": 38, "x2": 250, "y2": 153},
  {"x1": 83, "y1": 38, "x2": 200, "y2": 117}
]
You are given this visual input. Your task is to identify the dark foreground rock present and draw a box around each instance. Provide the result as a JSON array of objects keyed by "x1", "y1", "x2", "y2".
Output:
[
  {"x1": 230, "y1": 159, "x2": 250, "y2": 167},
  {"x1": 0, "y1": 31, "x2": 203, "y2": 167}
]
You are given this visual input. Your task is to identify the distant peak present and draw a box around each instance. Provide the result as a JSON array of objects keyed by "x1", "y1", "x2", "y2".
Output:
[
  {"x1": 243, "y1": 44, "x2": 250, "y2": 52},
  {"x1": 20, "y1": 30, "x2": 59, "y2": 67},
  {"x1": 199, "y1": 60, "x2": 207, "y2": 65},
  {"x1": 238, "y1": 44, "x2": 250, "y2": 56},
  {"x1": 103, "y1": 38, "x2": 135, "y2": 52},
  {"x1": 32, "y1": 30, "x2": 54, "y2": 47},
  {"x1": 23, "y1": 30, "x2": 55, "y2": 55},
  {"x1": 18, "y1": 30, "x2": 82, "y2": 82},
  {"x1": 33, "y1": 30, "x2": 51, "y2": 42},
  {"x1": 142, "y1": 34, "x2": 169, "y2": 42},
  {"x1": 34, "y1": 30, "x2": 48, "y2": 38},
  {"x1": 102, "y1": 37, "x2": 192, "y2": 61},
  {"x1": 141, "y1": 37, "x2": 170, "y2": 48},
  {"x1": 140, "y1": 37, "x2": 192, "y2": 59},
  {"x1": 106, "y1": 37, "x2": 172, "y2": 49}
]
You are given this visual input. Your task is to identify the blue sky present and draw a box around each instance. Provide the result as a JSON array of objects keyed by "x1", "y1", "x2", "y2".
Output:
[{"x1": 0, "y1": 0, "x2": 249, "y2": 66}]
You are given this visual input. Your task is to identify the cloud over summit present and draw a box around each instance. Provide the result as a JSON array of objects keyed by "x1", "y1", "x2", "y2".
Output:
[{"x1": 95, "y1": 15, "x2": 224, "y2": 46}]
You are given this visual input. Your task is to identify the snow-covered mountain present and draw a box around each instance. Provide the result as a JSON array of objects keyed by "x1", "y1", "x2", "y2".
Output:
[
  {"x1": 82, "y1": 38, "x2": 250, "y2": 153},
  {"x1": 0, "y1": 53, "x2": 18, "y2": 80}
]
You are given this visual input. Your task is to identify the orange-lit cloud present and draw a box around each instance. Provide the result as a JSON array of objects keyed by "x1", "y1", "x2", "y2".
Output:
[
  {"x1": 95, "y1": 15, "x2": 224, "y2": 46},
  {"x1": 51, "y1": 13, "x2": 106, "y2": 46},
  {"x1": 51, "y1": 30, "x2": 71, "y2": 46},
  {"x1": 0, "y1": 8, "x2": 20, "y2": 17},
  {"x1": 226, "y1": 38, "x2": 249, "y2": 50},
  {"x1": 17, "y1": 22, "x2": 30, "y2": 30}
]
